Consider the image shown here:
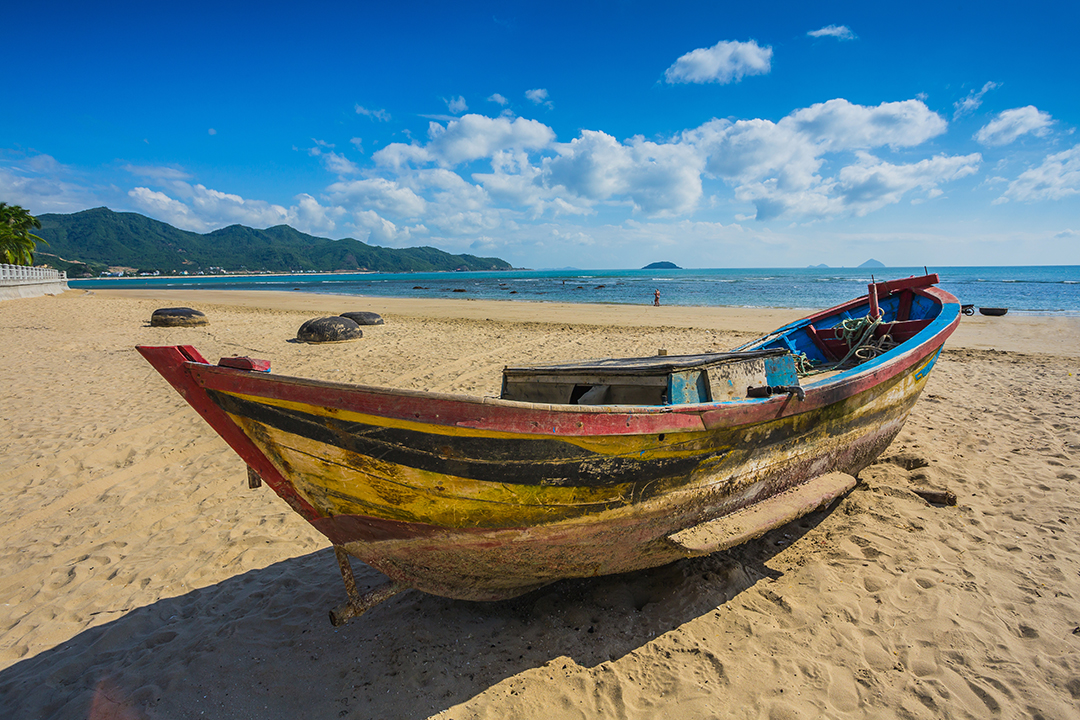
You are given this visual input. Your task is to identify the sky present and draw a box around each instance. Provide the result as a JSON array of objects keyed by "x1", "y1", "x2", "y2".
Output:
[{"x1": 3, "y1": 0, "x2": 1079, "y2": 269}]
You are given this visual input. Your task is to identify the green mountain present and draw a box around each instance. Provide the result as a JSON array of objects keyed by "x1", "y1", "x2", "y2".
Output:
[{"x1": 33, "y1": 207, "x2": 513, "y2": 276}]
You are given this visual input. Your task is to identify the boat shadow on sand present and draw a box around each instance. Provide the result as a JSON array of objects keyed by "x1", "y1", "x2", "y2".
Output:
[{"x1": 0, "y1": 509, "x2": 830, "y2": 720}]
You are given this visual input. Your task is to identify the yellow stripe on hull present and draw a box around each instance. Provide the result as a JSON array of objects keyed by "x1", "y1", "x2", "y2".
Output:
[
  {"x1": 222, "y1": 390, "x2": 701, "y2": 457},
  {"x1": 229, "y1": 414, "x2": 651, "y2": 527},
  {"x1": 220, "y1": 351, "x2": 936, "y2": 532}
]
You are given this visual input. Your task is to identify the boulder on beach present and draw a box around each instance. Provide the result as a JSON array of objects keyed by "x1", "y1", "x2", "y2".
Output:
[
  {"x1": 296, "y1": 316, "x2": 363, "y2": 343},
  {"x1": 150, "y1": 307, "x2": 208, "y2": 327},
  {"x1": 339, "y1": 311, "x2": 385, "y2": 326}
]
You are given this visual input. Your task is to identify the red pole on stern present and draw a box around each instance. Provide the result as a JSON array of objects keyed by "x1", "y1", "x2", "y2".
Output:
[{"x1": 868, "y1": 276, "x2": 881, "y2": 319}]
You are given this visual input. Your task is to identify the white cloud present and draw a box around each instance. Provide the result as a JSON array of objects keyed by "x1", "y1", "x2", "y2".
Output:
[
  {"x1": 525, "y1": 88, "x2": 553, "y2": 109},
  {"x1": 664, "y1": 40, "x2": 772, "y2": 85},
  {"x1": 953, "y1": 81, "x2": 999, "y2": 119},
  {"x1": 687, "y1": 118, "x2": 813, "y2": 187},
  {"x1": 474, "y1": 150, "x2": 593, "y2": 217},
  {"x1": 447, "y1": 95, "x2": 468, "y2": 114},
  {"x1": 997, "y1": 144, "x2": 1080, "y2": 203},
  {"x1": 544, "y1": 131, "x2": 633, "y2": 203},
  {"x1": 321, "y1": 151, "x2": 361, "y2": 176},
  {"x1": 372, "y1": 143, "x2": 433, "y2": 169},
  {"x1": 1055, "y1": 229, "x2": 1079, "y2": 238},
  {"x1": 122, "y1": 165, "x2": 192, "y2": 181},
  {"x1": 307, "y1": 139, "x2": 336, "y2": 159},
  {"x1": 208, "y1": 128, "x2": 217, "y2": 136},
  {"x1": 364, "y1": 99, "x2": 955, "y2": 224},
  {"x1": 0, "y1": 153, "x2": 105, "y2": 213},
  {"x1": 350, "y1": 137, "x2": 364, "y2": 153},
  {"x1": 128, "y1": 187, "x2": 200, "y2": 229},
  {"x1": 413, "y1": 168, "x2": 488, "y2": 206},
  {"x1": 355, "y1": 104, "x2": 391, "y2": 121},
  {"x1": 835, "y1": 152, "x2": 981, "y2": 215},
  {"x1": 488, "y1": 93, "x2": 509, "y2": 105},
  {"x1": 292, "y1": 193, "x2": 347, "y2": 236},
  {"x1": 790, "y1": 98, "x2": 947, "y2": 150},
  {"x1": 188, "y1": 185, "x2": 292, "y2": 228},
  {"x1": 974, "y1": 106, "x2": 1054, "y2": 147},
  {"x1": 684, "y1": 98, "x2": 959, "y2": 220},
  {"x1": 129, "y1": 182, "x2": 348, "y2": 237},
  {"x1": 686, "y1": 98, "x2": 947, "y2": 188},
  {"x1": 544, "y1": 131, "x2": 704, "y2": 216},
  {"x1": 128, "y1": 182, "x2": 295, "y2": 232},
  {"x1": 351, "y1": 209, "x2": 404, "y2": 245},
  {"x1": 425, "y1": 114, "x2": 555, "y2": 166},
  {"x1": 373, "y1": 116, "x2": 554, "y2": 170},
  {"x1": 403, "y1": 169, "x2": 501, "y2": 236},
  {"x1": 325, "y1": 177, "x2": 427, "y2": 218},
  {"x1": 807, "y1": 25, "x2": 856, "y2": 40}
]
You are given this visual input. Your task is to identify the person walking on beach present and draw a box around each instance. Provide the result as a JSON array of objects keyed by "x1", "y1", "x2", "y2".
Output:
[{"x1": 653, "y1": 289, "x2": 660, "y2": 306}]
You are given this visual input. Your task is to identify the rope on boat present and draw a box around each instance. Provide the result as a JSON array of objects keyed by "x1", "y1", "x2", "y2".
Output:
[
  {"x1": 797, "y1": 314, "x2": 898, "y2": 377},
  {"x1": 792, "y1": 351, "x2": 814, "y2": 375}
]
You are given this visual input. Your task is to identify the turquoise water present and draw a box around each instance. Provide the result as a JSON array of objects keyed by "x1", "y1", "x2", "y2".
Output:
[{"x1": 71, "y1": 266, "x2": 1080, "y2": 315}]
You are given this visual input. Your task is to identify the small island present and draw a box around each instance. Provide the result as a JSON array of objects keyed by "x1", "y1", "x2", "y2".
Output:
[{"x1": 642, "y1": 261, "x2": 681, "y2": 269}]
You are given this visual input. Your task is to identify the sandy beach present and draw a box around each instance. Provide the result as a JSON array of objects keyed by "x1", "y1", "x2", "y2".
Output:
[{"x1": 1, "y1": 288, "x2": 1079, "y2": 720}]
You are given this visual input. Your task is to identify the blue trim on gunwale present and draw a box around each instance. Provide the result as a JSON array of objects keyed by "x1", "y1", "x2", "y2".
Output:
[
  {"x1": 810, "y1": 299, "x2": 958, "y2": 385},
  {"x1": 668, "y1": 292, "x2": 960, "y2": 411}
]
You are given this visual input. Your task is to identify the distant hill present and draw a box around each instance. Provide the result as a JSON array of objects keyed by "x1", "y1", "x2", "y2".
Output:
[
  {"x1": 33, "y1": 207, "x2": 513, "y2": 276},
  {"x1": 642, "y1": 261, "x2": 681, "y2": 269},
  {"x1": 807, "y1": 263, "x2": 830, "y2": 269},
  {"x1": 858, "y1": 259, "x2": 886, "y2": 268}
]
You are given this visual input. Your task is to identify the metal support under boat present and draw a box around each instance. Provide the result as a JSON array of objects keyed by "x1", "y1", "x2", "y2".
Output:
[{"x1": 329, "y1": 545, "x2": 407, "y2": 626}]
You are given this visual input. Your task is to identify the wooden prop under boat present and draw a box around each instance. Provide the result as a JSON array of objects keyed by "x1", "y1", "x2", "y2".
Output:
[{"x1": 138, "y1": 274, "x2": 959, "y2": 623}]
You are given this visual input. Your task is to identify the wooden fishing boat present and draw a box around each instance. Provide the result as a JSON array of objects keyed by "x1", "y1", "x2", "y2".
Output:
[{"x1": 138, "y1": 273, "x2": 959, "y2": 623}]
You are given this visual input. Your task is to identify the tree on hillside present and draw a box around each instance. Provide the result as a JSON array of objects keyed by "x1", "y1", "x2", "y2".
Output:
[{"x1": 0, "y1": 202, "x2": 48, "y2": 265}]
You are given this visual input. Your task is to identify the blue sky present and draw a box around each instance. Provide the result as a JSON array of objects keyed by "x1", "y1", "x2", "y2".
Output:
[{"x1": 3, "y1": 0, "x2": 1078, "y2": 268}]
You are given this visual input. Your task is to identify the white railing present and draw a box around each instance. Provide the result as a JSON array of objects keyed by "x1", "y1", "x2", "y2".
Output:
[{"x1": 0, "y1": 263, "x2": 68, "y2": 285}]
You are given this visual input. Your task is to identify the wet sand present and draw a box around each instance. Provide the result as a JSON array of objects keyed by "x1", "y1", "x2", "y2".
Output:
[{"x1": 1, "y1": 288, "x2": 1078, "y2": 719}]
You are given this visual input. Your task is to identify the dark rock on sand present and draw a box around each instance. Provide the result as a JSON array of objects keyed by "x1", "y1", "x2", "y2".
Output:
[
  {"x1": 150, "y1": 307, "x2": 208, "y2": 327},
  {"x1": 339, "y1": 311, "x2": 385, "y2": 326},
  {"x1": 297, "y1": 316, "x2": 363, "y2": 343}
]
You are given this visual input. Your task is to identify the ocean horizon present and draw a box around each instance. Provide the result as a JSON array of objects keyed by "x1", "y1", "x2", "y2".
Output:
[{"x1": 70, "y1": 265, "x2": 1080, "y2": 316}]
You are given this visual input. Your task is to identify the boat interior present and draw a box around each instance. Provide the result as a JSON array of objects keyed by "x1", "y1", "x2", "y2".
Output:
[{"x1": 500, "y1": 275, "x2": 944, "y2": 407}]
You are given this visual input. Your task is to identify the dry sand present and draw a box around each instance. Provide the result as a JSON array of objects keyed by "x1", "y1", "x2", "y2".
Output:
[{"x1": 0, "y1": 288, "x2": 1078, "y2": 719}]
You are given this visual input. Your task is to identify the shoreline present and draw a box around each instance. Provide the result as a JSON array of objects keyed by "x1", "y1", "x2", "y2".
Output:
[
  {"x1": 68, "y1": 265, "x2": 1080, "y2": 319},
  {"x1": 92, "y1": 287, "x2": 1080, "y2": 355}
]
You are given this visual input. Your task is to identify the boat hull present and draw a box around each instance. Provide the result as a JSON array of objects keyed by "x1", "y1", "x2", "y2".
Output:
[
  {"x1": 137, "y1": 283, "x2": 958, "y2": 601},
  {"x1": 317, "y1": 359, "x2": 930, "y2": 600}
]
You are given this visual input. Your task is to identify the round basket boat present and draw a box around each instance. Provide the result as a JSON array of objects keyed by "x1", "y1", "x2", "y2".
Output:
[
  {"x1": 979, "y1": 307, "x2": 1008, "y2": 317},
  {"x1": 150, "y1": 307, "x2": 208, "y2": 327}
]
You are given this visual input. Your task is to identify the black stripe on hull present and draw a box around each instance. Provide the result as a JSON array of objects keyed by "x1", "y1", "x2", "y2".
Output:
[
  {"x1": 209, "y1": 389, "x2": 715, "y2": 487},
  {"x1": 207, "y1": 370, "x2": 918, "y2": 492}
]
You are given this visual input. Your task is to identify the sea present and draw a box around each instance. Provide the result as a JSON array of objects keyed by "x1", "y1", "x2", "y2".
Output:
[{"x1": 70, "y1": 266, "x2": 1080, "y2": 316}]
